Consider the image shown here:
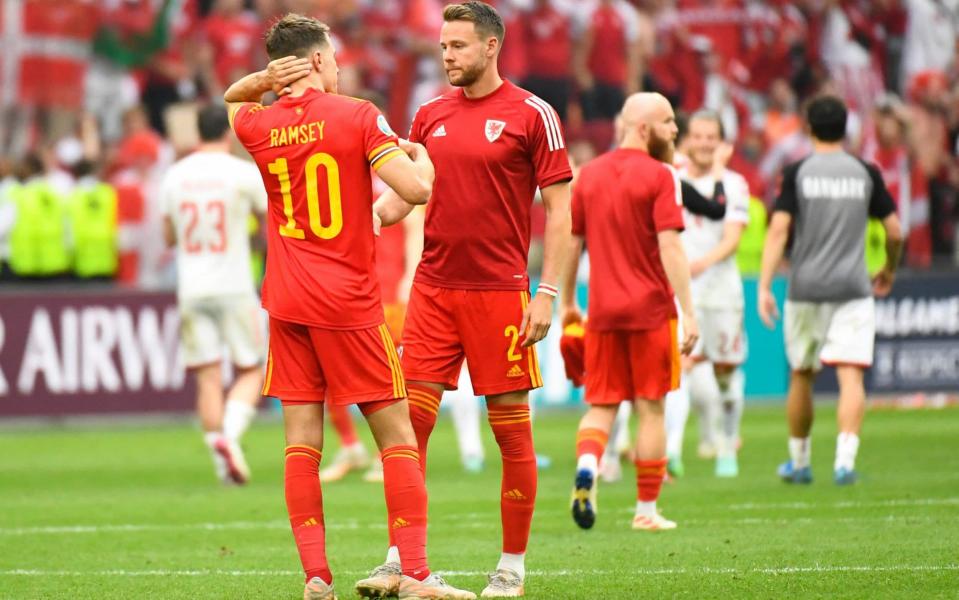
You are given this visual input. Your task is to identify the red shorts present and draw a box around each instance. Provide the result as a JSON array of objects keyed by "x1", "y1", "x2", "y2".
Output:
[
  {"x1": 584, "y1": 320, "x2": 680, "y2": 404},
  {"x1": 400, "y1": 282, "x2": 543, "y2": 396},
  {"x1": 263, "y1": 317, "x2": 406, "y2": 406}
]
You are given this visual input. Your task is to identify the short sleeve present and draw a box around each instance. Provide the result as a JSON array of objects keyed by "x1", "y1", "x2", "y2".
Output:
[
  {"x1": 358, "y1": 101, "x2": 404, "y2": 171},
  {"x1": 525, "y1": 96, "x2": 573, "y2": 189},
  {"x1": 408, "y1": 103, "x2": 427, "y2": 144},
  {"x1": 723, "y1": 174, "x2": 751, "y2": 225},
  {"x1": 866, "y1": 162, "x2": 896, "y2": 219},
  {"x1": 773, "y1": 160, "x2": 801, "y2": 216},
  {"x1": 571, "y1": 174, "x2": 587, "y2": 236},
  {"x1": 159, "y1": 172, "x2": 176, "y2": 219},
  {"x1": 653, "y1": 164, "x2": 684, "y2": 232},
  {"x1": 244, "y1": 161, "x2": 267, "y2": 214},
  {"x1": 230, "y1": 103, "x2": 264, "y2": 146}
]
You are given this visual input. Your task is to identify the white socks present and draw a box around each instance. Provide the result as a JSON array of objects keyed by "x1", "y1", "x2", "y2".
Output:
[
  {"x1": 665, "y1": 375, "x2": 690, "y2": 459},
  {"x1": 577, "y1": 453, "x2": 599, "y2": 476},
  {"x1": 718, "y1": 369, "x2": 744, "y2": 458},
  {"x1": 386, "y1": 545, "x2": 400, "y2": 565},
  {"x1": 223, "y1": 400, "x2": 256, "y2": 443},
  {"x1": 635, "y1": 500, "x2": 657, "y2": 518},
  {"x1": 448, "y1": 368, "x2": 484, "y2": 464},
  {"x1": 834, "y1": 432, "x2": 860, "y2": 471},
  {"x1": 789, "y1": 436, "x2": 811, "y2": 469},
  {"x1": 204, "y1": 431, "x2": 227, "y2": 480},
  {"x1": 689, "y1": 362, "x2": 721, "y2": 450},
  {"x1": 497, "y1": 552, "x2": 525, "y2": 580}
]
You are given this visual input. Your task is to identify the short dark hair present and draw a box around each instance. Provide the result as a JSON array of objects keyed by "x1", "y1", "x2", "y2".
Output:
[
  {"x1": 689, "y1": 109, "x2": 725, "y2": 140},
  {"x1": 443, "y1": 2, "x2": 505, "y2": 42},
  {"x1": 806, "y1": 95, "x2": 847, "y2": 142},
  {"x1": 265, "y1": 13, "x2": 331, "y2": 61},
  {"x1": 197, "y1": 104, "x2": 230, "y2": 142}
]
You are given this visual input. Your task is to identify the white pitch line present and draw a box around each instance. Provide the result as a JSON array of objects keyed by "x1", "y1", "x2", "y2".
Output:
[
  {"x1": 728, "y1": 497, "x2": 959, "y2": 511},
  {"x1": 1, "y1": 565, "x2": 956, "y2": 578},
  {"x1": 0, "y1": 519, "x2": 494, "y2": 536}
]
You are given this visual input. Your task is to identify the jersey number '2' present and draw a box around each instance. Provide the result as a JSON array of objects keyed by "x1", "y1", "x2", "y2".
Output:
[{"x1": 268, "y1": 153, "x2": 343, "y2": 240}]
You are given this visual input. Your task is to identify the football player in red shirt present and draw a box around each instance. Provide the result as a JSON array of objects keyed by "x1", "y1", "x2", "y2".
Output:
[
  {"x1": 223, "y1": 14, "x2": 474, "y2": 600},
  {"x1": 372, "y1": 2, "x2": 572, "y2": 597},
  {"x1": 561, "y1": 93, "x2": 699, "y2": 533}
]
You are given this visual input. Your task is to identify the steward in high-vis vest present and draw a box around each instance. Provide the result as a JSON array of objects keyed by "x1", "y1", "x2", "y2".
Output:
[
  {"x1": 70, "y1": 166, "x2": 119, "y2": 279},
  {"x1": 8, "y1": 177, "x2": 70, "y2": 278}
]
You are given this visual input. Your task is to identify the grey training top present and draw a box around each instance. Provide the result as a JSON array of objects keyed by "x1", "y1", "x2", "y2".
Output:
[{"x1": 774, "y1": 151, "x2": 896, "y2": 302}]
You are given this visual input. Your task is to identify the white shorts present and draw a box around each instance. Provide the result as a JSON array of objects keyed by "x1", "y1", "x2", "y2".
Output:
[
  {"x1": 784, "y1": 297, "x2": 875, "y2": 371},
  {"x1": 179, "y1": 294, "x2": 266, "y2": 369},
  {"x1": 691, "y1": 306, "x2": 746, "y2": 365}
]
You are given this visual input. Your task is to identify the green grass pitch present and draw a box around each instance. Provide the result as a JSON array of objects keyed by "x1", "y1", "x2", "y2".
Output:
[{"x1": 0, "y1": 404, "x2": 957, "y2": 599}]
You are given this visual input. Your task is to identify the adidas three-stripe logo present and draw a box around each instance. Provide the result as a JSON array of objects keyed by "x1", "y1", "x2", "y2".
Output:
[{"x1": 524, "y1": 96, "x2": 564, "y2": 152}]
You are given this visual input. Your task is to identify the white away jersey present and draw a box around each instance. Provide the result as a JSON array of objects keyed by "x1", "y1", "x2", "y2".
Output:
[
  {"x1": 160, "y1": 151, "x2": 267, "y2": 302},
  {"x1": 681, "y1": 168, "x2": 750, "y2": 308}
]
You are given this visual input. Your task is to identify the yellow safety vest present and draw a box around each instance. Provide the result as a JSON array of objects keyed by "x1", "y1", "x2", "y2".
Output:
[
  {"x1": 865, "y1": 218, "x2": 886, "y2": 276},
  {"x1": 70, "y1": 182, "x2": 119, "y2": 278},
  {"x1": 9, "y1": 181, "x2": 70, "y2": 276},
  {"x1": 736, "y1": 197, "x2": 767, "y2": 276}
]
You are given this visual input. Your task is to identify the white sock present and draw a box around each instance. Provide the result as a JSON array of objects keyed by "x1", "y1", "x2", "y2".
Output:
[
  {"x1": 613, "y1": 402, "x2": 632, "y2": 453},
  {"x1": 448, "y1": 368, "x2": 484, "y2": 464},
  {"x1": 665, "y1": 375, "x2": 690, "y2": 459},
  {"x1": 204, "y1": 431, "x2": 227, "y2": 480},
  {"x1": 635, "y1": 500, "x2": 657, "y2": 518},
  {"x1": 834, "y1": 432, "x2": 860, "y2": 471},
  {"x1": 496, "y1": 552, "x2": 525, "y2": 580},
  {"x1": 719, "y1": 369, "x2": 744, "y2": 458},
  {"x1": 386, "y1": 545, "x2": 400, "y2": 564},
  {"x1": 689, "y1": 362, "x2": 721, "y2": 450},
  {"x1": 789, "y1": 436, "x2": 811, "y2": 469},
  {"x1": 222, "y1": 400, "x2": 256, "y2": 442},
  {"x1": 576, "y1": 453, "x2": 599, "y2": 476}
]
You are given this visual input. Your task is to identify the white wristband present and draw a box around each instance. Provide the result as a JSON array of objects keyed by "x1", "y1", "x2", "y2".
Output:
[{"x1": 537, "y1": 283, "x2": 558, "y2": 298}]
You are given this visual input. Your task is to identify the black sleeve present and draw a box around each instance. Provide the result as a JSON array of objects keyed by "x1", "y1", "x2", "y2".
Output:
[
  {"x1": 773, "y1": 160, "x2": 802, "y2": 215},
  {"x1": 865, "y1": 162, "x2": 897, "y2": 219},
  {"x1": 681, "y1": 180, "x2": 726, "y2": 220}
]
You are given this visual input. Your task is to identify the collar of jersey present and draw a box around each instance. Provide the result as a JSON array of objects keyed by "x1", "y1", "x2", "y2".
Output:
[
  {"x1": 278, "y1": 87, "x2": 324, "y2": 105},
  {"x1": 457, "y1": 79, "x2": 512, "y2": 104}
]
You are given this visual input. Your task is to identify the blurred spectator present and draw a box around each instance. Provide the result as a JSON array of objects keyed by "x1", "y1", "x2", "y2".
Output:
[
  {"x1": 862, "y1": 93, "x2": 933, "y2": 267},
  {"x1": 573, "y1": 0, "x2": 643, "y2": 121},
  {"x1": 5, "y1": 154, "x2": 71, "y2": 280},
  {"x1": 69, "y1": 159, "x2": 119, "y2": 280},
  {"x1": 199, "y1": 0, "x2": 261, "y2": 97},
  {"x1": 901, "y1": 0, "x2": 959, "y2": 91},
  {"x1": 520, "y1": 0, "x2": 574, "y2": 121}
]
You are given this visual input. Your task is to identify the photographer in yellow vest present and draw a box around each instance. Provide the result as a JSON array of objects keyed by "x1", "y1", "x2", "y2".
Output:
[{"x1": 69, "y1": 159, "x2": 119, "y2": 281}]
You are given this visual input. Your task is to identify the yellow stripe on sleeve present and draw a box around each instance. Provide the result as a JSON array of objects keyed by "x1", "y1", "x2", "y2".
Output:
[
  {"x1": 371, "y1": 147, "x2": 405, "y2": 171},
  {"x1": 368, "y1": 142, "x2": 398, "y2": 161}
]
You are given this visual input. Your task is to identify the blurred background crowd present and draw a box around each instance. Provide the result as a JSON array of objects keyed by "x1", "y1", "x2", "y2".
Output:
[{"x1": 0, "y1": 0, "x2": 958, "y2": 288}]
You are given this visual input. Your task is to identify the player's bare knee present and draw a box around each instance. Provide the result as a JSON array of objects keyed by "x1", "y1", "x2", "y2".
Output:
[
  {"x1": 364, "y1": 400, "x2": 417, "y2": 449},
  {"x1": 580, "y1": 405, "x2": 617, "y2": 431},
  {"x1": 486, "y1": 390, "x2": 528, "y2": 407},
  {"x1": 282, "y1": 404, "x2": 324, "y2": 449},
  {"x1": 634, "y1": 398, "x2": 665, "y2": 419}
]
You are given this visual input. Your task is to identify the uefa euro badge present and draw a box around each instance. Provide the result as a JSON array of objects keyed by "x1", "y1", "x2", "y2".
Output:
[{"x1": 485, "y1": 120, "x2": 506, "y2": 142}]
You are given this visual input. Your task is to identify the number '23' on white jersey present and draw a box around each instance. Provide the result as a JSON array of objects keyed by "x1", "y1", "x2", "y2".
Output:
[{"x1": 160, "y1": 151, "x2": 267, "y2": 302}]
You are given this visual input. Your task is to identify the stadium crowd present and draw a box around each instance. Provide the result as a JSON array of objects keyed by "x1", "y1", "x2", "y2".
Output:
[{"x1": 0, "y1": 0, "x2": 958, "y2": 286}]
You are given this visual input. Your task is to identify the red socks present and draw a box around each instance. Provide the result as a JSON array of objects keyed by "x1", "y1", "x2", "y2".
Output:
[
  {"x1": 488, "y1": 404, "x2": 537, "y2": 554},
  {"x1": 576, "y1": 427, "x2": 609, "y2": 461},
  {"x1": 381, "y1": 445, "x2": 430, "y2": 580},
  {"x1": 284, "y1": 445, "x2": 331, "y2": 584},
  {"x1": 327, "y1": 403, "x2": 359, "y2": 447},
  {"x1": 635, "y1": 458, "x2": 668, "y2": 502},
  {"x1": 406, "y1": 383, "x2": 442, "y2": 473}
]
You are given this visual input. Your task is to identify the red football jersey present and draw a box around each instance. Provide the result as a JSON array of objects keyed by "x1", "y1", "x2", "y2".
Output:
[
  {"x1": 409, "y1": 80, "x2": 572, "y2": 290},
  {"x1": 232, "y1": 89, "x2": 405, "y2": 329},
  {"x1": 572, "y1": 148, "x2": 684, "y2": 331}
]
